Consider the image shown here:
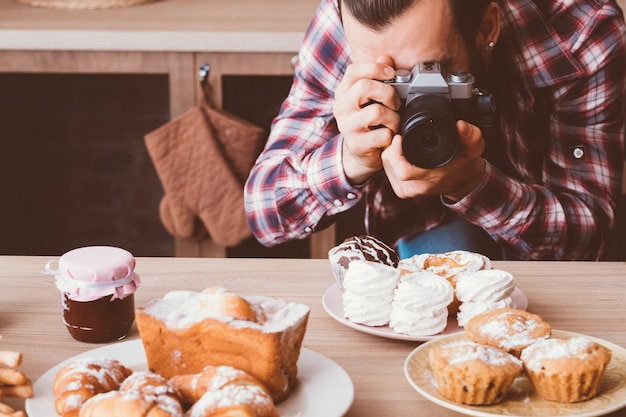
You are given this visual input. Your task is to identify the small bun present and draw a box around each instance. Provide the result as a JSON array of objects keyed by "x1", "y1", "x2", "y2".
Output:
[{"x1": 465, "y1": 308, "x2": 551, "y2": 357}]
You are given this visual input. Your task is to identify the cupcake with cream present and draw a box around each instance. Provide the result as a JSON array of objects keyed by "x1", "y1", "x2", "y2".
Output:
[
  {"x1": 328, "y1": 235, "x2": 399, "y2": 289},
  {"x1": 455, "y1": 269, "x2": 516, "y2": 327},
  {"x1": 389, "y1": 271, "x2": 454, "y2": 336},
  {"x1": 342, "y1": 260, "x2": 400, "y2": 326}
]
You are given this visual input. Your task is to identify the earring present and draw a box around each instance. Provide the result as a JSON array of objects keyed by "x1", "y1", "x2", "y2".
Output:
[{"x1": 483, "y1": 41, "x2": 495, "y2": 51}]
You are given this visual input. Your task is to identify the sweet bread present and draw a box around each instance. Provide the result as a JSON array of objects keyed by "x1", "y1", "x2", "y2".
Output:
[
  {"x1": 170, "y1": 365, "x2": 278, "y2": 417},
  {"x1": 78, "y1": 371, "x2": 184, "y2": 417},
  {"x1": 136, "y1": 287, "x2": 309, "y2": 403},
  {"x1": 53, "y1": 357, "x2": 133, "y2": 417},
  {"x1": 465, "y1": 308, "x2": 551, "y2": 357}
]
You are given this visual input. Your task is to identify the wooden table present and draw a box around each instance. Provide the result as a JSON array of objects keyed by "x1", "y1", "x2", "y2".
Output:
[{"x1": 1, "y1": 256, "x2": 626, "y2": 416}]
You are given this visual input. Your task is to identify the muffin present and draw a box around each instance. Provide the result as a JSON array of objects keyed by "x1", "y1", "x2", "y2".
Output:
[
  {"x1": 429, "y1": 340, "x2": 523, "y2": 405},
  {"x1": 465, "y1": 308, "x2": 551, "y2": 357},
  {"x1": 521, "y1": 337, "x2": 612, "y2": 402}
]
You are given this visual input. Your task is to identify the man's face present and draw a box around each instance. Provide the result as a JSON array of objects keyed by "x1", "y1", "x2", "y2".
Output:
[{"x1": 342, "y1": 0, "x2": 471, "y2": 75}]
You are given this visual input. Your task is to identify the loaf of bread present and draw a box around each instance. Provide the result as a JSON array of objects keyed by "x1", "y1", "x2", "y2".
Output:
[{"x1": 136, "y1": 287, "x2": 310, "y2": 403}]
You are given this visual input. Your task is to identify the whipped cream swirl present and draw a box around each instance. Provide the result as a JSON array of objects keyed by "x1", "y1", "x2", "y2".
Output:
[
  {"x1": 455, "y1": 269, "x2": 516, "y2": 327},
  {"x1": 389, "y1": 271, "x2": 454, "y2": 336},
  {"x1": 342, "y1": 260, "x2": 400, "y2": 326}
]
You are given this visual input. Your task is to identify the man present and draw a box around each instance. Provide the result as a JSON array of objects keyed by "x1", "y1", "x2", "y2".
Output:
[{"x1": 244, "y1": 0, "x2": 626, "y2": 260}]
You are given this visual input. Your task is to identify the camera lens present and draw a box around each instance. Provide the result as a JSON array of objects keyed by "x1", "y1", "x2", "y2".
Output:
[{"x1": 400, "y1": 94, "x2": 458, "y2": 169}]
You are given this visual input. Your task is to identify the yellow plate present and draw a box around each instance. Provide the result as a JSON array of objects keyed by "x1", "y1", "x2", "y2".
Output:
[{"x1": 404, "y1": 330, "x2": 626, "y2": 417}]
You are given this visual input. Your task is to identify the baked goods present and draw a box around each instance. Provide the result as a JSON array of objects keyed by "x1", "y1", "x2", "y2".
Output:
[
  {"x1": 53, "y1": 358, "x2": 133, "y2": 417},
  {"x1": 428, "y1": 340, "x2": 523, "y2": 405},
  {"x1": 78, "y1": 371, "x2": 184, "y2": 417},
  {"x1": 136, "y1": 287, "x2": 309, "y2": 403},
  {"x1": 521, "y1": 337, "x2": 612, "y2": 402},
  {"x1": 389, "y1": 271, "x2": 454, "y2": 336},
  {"x1": 170, "y1": 365, "x2": 278, "y2": 417},
  {"x1": 328, "y1": 235, "x2": 399, "y2": 289},
  {"x1": 401, "y1": 250, "x2": 492, "y2": 315},
  {"x1": 465, "y1": 308, "x2": 551, "y2": 357},
  {"x1": 342, "y1": 260, "x2": 400, "y2": 326},
  {"x1": 0, "y1": 348, "x2": 29, "y2": 417},
  {"x1": 455, "y1": 269, "x2": 516, "y2": 327}
]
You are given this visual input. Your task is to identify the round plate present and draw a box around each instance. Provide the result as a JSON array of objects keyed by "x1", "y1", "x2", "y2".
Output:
[
  {"x1": 322, "y1": 283, "x2": 528, "y2": 342},
  {"x1": 404, "y1": 330, "x2": 626, "y2": 417},
  {"x1": 26, "y1": 339, "x2": 354, "y2": 417}
]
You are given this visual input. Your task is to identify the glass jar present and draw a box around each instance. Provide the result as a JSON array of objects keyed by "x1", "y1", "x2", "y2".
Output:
[{"x1": 46, "y1": 246, "x2": 141, "y2": 343}]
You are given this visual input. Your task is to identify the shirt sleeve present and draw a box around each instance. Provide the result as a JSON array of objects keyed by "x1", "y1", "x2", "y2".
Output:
[
  {"x1": 244, "y1": 0, "x2": 362, "y2": 247},
  {"x1": 448, "y1": 2, "x2": 626, "y2": 260}
]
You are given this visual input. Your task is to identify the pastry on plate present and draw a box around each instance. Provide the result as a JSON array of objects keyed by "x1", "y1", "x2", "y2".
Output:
[
  {"x1": 328, "y1": 235, "x2": 399, "y2": 289},
  {"x1": 170, "y1": 365, "x2": 278, "y2": 417},
  {"x1": 521, "y1": 336, "x2": 612, "y2": 402},
  {"x1": 78, "y1": 371, "x2": 184, "y2": 417},
  {"x1": 53, "y1": 357, "x2": 133, "y2": 417},
  {"x1": 400, "y1": 250, "x2": 491, "y2": 315},
  {"x1": 465, "y1": 308, "x2": 551, "y2": 357},
  {"x1": 455, "y1": 269, "x2": 516, "y2": 327},
  {"x1": 389, "y1": 271, "x2": 453, "y2": 336},
  {"x1": 429, "y1": 340, "x2": 523, "y2": 405},
  {"x1": 342, "y1": 260, "x2": 400, "y2": 326},
  {"x1": 136, "y1": 287, "x2": 309, "y2": 403}
]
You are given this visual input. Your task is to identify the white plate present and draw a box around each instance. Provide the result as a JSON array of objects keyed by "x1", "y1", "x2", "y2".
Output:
[
  {"x1": 26, "y1": 340, "x2": 354, "y2": 417},
  {"x1": 322, "y1": 283, "x2": 528, "y2": 342},
  {"x1": 404, "y1": 330, "x2": 626, "y2": 417}
]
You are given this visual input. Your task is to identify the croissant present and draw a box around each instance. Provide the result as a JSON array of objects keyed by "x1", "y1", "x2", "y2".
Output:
[
  {"x1": 53, "y1": 357, "x2": 133, "y2": 417},
  {"x1": 170, "y1": 365, "x2": 279, "y2": 417},
  {"x1": 78, "y1": 371, "x2": 184, "y2": 417}
]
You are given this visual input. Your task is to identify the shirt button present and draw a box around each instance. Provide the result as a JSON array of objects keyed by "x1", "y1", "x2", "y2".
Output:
[
  {"x1": 572, "y1": 145, "x2": 585, "y2": 159},
  {"x1": 304, "y1": 226, "x2": 313, "y2": 233},
  {"x1": 315, "y1": 117, "x2": 326, "y2": 128},
  {"x1": 333, "y1": 199, "x2": 343, "y2": 207},
  {"x1": 347, "y1": 192, "x2": 357, "y2": 200}
]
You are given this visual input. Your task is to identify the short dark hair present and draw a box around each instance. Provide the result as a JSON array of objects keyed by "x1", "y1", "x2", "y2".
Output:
[{"x1": 341, "y1": 0, "x2": 493, "y2": 47}]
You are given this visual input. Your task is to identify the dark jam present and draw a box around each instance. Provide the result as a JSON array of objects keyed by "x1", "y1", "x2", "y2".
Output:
[{"x1": 62, "y1": 293, "x2": 135, "y2": 343}]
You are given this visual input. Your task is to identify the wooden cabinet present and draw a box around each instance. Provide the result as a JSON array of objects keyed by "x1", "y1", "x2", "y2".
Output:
[{"x1": 0, "y1": 0, "x2": 334, "y2": 258}]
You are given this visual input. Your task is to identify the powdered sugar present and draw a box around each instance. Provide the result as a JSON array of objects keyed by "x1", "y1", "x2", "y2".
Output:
[
  {"x1": 478, "y1": 312, "x2": 548, "y2": 350},
  {"x1": 141, "y1": 289, "x2": 309, "y2": 332},
  {"x1": 441, "y1": 341, "x2": 522, "y2": 367},
  {"x1": 521, "y1": 337, "x2": 595, "y2": 371}
]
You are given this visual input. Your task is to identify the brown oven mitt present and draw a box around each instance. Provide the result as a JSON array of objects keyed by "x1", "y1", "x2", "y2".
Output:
[{"x1": 145, "y1": 101, "x2": 264, "y2": 247}]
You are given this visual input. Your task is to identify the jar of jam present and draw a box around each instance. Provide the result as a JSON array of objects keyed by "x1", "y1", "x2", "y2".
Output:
[{"x1": 46, "y1": 246, "x2": 141, "y2": 343}]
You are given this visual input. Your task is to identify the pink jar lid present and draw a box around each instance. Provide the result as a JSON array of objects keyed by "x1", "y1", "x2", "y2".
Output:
[{"x1": 46, "y1": 246, "x2": 141, "y2": 302}]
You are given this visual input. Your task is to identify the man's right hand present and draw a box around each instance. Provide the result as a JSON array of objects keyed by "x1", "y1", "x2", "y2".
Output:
[{"x1": 333, "y1": 55, "x2": 401, "y2": 186}]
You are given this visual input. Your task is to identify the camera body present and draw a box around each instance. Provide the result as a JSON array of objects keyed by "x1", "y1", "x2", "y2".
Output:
[{"x1": 386, "y1": 62, "x2": 478, "y2": 169}]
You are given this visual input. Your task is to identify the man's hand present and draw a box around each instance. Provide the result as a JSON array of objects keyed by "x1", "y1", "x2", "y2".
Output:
[
  {"x1": 382, "y1": 120, "x2": 486, "y2": 201},
  {"x1": 334, "y1": 55, "x2": 401, "y2": 185}
]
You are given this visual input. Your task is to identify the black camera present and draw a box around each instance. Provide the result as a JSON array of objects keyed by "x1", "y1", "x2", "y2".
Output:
[{"x1": 386, "y1": 62, "x2": 479, "y2": 169}]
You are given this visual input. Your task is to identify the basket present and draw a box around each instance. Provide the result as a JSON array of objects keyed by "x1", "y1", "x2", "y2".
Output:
[{"x1": 12, "y1": 0, "x2": 164, "y2": 10}]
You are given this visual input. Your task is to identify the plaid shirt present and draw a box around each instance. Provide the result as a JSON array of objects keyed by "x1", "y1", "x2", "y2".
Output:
[{"x1": 244, "y1": 0, "x2": 626, "y2": 260}]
